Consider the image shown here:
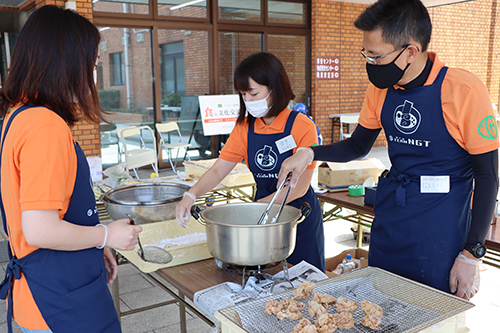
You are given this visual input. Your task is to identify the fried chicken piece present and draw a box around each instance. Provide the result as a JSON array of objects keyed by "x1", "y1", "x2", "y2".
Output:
[
  {"x1": 299, "y1": 325, "x2": 318, "y2": 333},
  {"x1": 308, "y1": 300, "x2": 327, "y2": 319},
  {"x1": 293, "y1": 319, "x2": 316, "y2": 333},
  {"x1": 361, "y1": 300, "x2": 383, "y2": 330},
  {"x1": 335, "y1": 296, "x2": 358, "y2": 313},
  {"x1": 314, "y1": 313, "x2": 337, "y2": 333},
  {"x1": 269, "y1": 298, "x2": 305, "y2": 320},
  {"x1": 334, "y1": 311, "x2": 354, "y2": 330},
  {"x1": 265, "y1": 299, "x2": 282, "y2": 316},
  {"x1": 313, "y1": 293, "x2": 336, "y2": 309},
  {"x1": 293, "y1": 281, "x2": 316, "y2": 299}
]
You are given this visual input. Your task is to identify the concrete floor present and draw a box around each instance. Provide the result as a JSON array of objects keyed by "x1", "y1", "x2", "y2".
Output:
[{"x1": 1, "y1": 146, "x2": 499, "y2": 332}]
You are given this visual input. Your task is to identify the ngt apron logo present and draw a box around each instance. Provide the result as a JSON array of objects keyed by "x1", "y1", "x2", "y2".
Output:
[
  {"x1": 394, "y1": 100, "x2": 421, "y2": 135},
  {"x1": 254, "y1": 145, "x2": 278, "y2": 171}
]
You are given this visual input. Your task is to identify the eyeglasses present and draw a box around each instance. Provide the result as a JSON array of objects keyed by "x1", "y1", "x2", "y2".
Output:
[{"x1": 360, "y1": 44, "x2": 410, "y2": 65}]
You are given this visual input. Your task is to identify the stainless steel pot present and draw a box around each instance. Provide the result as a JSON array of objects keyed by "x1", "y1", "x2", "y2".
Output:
[
  {"x1": 191, "y1": 202, "x2": 311, "y2": 266},
  {"x1": 102, "y1": 183, "x2": 190, "y2": 224}
]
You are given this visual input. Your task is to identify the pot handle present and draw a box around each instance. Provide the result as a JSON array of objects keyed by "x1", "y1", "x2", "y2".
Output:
[
  {"x1": 295, "y1": 202, "x2": 311, "y2": 225},
  {"x1": 190, "y1": 205, "x2": 210, "y2": 227}
]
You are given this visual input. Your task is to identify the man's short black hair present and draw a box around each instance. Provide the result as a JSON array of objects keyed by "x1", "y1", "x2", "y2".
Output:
[{"x1": 354, "y1": 0, "x2": 432, "y2": 52}]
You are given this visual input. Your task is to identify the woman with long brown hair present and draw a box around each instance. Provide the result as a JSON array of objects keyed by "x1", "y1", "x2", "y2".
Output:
[{"x1": 0, "y1": 6, "x2": 141, "y2": 332}]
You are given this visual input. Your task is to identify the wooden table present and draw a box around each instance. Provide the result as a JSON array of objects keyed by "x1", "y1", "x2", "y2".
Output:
[
  {"x1": 484, "y1": 222, "x2": 500, "y2": 268},
  {"x1": 316, "y1": 190, "x2": 374, "y2": 248},
  {"x1": 123, "y1": 258, "x2": 284, "y2": 333},
  {"x1": 316, "y1": 190, "x2": 500, "y2": 267}
]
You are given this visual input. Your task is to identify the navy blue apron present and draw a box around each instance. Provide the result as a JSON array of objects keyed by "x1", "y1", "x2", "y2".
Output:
[
  {"x1": 370, "y1": 67, "x2": 473, "y2": 293},
  {"x1": 247, "y1": 111, "x2": 325, "y2": 271},
  {"x1": 0, "y1": 106, "x2": 121, "y2": 332}
]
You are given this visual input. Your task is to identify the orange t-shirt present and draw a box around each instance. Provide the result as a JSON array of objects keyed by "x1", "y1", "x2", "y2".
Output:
[
  {"x1": 1, "y1": 105, "x2": 77, "y2": 330},
  {"x1": 358, "y1": 52, "x2": 500, "y2": 155},
  {"x1": 220, "y1": 107, "x2": 318, "y2": 169}
]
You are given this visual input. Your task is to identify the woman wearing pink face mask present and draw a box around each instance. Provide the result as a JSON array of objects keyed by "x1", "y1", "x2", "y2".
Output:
[{"x1": 175, "y1": 52, "x2": 325, "y2": 271}]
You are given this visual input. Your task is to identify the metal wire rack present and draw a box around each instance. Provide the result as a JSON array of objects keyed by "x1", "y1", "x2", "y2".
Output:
[{"x1": 217, "y1": 267, "x2": 474, "y2": 333}]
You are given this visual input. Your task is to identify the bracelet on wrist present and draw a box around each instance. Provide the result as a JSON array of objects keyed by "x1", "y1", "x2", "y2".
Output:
[
  {"x1": 95, "y1": 223, "x2": 107, "y2": 249},
  {"x1": 183, "y1": 191, "x2": 196, "y2": 201}
]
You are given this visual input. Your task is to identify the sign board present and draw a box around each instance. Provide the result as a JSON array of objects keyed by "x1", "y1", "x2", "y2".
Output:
[
  {"x1": 198, "y1": 94, "x2": 240, "y2": 136},
  {"x1": 316, "y1": 56, "x2": 340, "y2": 80}
]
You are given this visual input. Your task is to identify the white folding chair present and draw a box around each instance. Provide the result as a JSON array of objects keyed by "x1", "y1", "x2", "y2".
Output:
[
  {"x1": 118, "y1": 125, "x2": 158, "y2": 179},
  {"x1": 156, "y1": 122, "x2": 192, "y2": 174}
]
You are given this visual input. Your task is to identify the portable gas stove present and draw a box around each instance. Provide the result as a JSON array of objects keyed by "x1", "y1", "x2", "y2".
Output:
[{"x1": 215, "y1": 259, "x2": 294, "y2": 292}]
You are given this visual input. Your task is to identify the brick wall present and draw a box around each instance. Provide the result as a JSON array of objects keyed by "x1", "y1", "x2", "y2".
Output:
[
  {"x1": 32, "y1": 0, "x2": 101, "y2": 156},
  {"x1": 311, "y1": 1, "x2": 371, "y2": 144},
  {"x1": 311, "y1": 0, "x2": 500, "y2": 146}
]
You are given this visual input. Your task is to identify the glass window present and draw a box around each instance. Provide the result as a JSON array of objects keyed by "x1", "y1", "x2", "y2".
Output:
[
  {"x1": 268, "y1": 1, "x2": 306, "y2": 25},
  {"x1": 93, "y1": 0, "x2": 149, "y2": 15},
  {"x1": 218, "y1": 0, "x2": 261, "y2": 22},
  {"x1": 97, "y1": 27, "x2": 155, "y2": 168},
  {"x1": 268, "y1": 34, "x2": 307, "y2": 105},
  {"x1": 0, "y1": 32, "x2": 18, "y2": 88},
  {"x1": 219, "y1": 32, "x2": 262, "y2": 94},
  {"x1": 161, "y1": 41, "x2": 185, "y2": 94},
  {"x1": 158, "y1": 0, "x2": 207, "y2": 19},
  {"x1": 110, "y1": 52, "x2": 124, "y2": 86},
  {"x1": 158, "y1": 29, "x2": 212, "y2": 161}
]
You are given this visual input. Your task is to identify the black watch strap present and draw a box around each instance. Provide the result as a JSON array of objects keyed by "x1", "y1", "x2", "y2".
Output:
[{"x1": 464, "y1": 243, "x2": 487, "y2": 259}]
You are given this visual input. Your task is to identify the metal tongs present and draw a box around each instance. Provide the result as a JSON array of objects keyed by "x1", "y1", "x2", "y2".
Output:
[{"x1": 257, "y1": 172, "x2": 292, "y2": 225}]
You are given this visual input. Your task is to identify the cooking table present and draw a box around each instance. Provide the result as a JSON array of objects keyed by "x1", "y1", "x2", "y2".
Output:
[
  {"x1": 316, "y1": 190, "x2": 500, "y2": 266},
  {"x1": 484, "y1": 221, "x2": 500, "y2": 268},
  {"x1": 112, "y1": 256, "x2": 285, "y2": 333},
  {"x1": 316, "y1": 190, "x2": 374, "y2": 248}
]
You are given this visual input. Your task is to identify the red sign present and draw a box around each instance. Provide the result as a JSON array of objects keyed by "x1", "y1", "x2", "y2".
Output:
[{"x1": 316, "y1": 56, "x2": 340, "y2": 80}]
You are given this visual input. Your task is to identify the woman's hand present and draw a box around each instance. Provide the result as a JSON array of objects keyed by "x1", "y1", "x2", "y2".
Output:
[
  {"x1": 176, "y1": 192, "x2": 196, "y2": 228},
  {"x1": 103, "y1": 247, "x2": 118, "y2": 284},
  {"x1": 277, "y1": 147, "x2": 314, "y2": 189},
  {"x1": 105, "y1": 218, "x2": 142, "y2": 251}
]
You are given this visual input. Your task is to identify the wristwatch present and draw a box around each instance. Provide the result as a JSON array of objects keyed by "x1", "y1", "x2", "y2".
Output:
[{"x1": 464, "y1": 242, "x2": 487, "y2": 259}]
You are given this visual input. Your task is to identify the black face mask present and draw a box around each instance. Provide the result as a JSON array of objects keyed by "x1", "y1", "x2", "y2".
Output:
[{"x1": 366, "y1": 49, "x2": 410, "y2": 89}]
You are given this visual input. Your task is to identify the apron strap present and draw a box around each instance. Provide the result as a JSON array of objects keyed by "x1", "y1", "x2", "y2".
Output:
[
  {"x1": 0, "y1": 259, "x2": 21, "y2": 333},
  {"x1": 389, "y1": 167, "x2": 415, "y2": 207}
]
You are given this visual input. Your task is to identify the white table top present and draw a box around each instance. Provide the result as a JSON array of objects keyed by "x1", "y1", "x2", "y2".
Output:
[{"x1": 328, "y1": 112, "x2": 360, "y2": 119}]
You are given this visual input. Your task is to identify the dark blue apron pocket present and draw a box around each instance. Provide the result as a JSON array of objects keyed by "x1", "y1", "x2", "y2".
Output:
[{"x1": 67, "y1": 270, "x2": 120, "y2": 332}]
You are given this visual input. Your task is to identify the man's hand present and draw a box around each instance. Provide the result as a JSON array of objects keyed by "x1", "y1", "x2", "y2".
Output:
[
  {"x1": 449, "y1": 251, "x2": 481, "y2": 300},
  {"x1": 277, "y1": 147, "x2": 314, "y2": 189}
]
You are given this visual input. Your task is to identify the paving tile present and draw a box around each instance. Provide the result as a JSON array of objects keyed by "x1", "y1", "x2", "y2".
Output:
[
  {"x1": 119, "y1": 299, "x2": 132, "y2": 312},
  {"x1": 0, "y1": 321, "x2": 23, "y2": 333},
  {"x1": 119, "y1": 304, "x2": 181, "y2": 333},
  {"x1": 120, "y1": 285, "x2": 174, "y2": 310},
  {"x1": 154, "y1": 317, "x2": 213, "y2": 333},
  {"x1": 0, "y1": 299, "x2": 6, "y2": 324},
  {"x1": 118, "y1": 262, "x2": 142, "y2": 277},
  {"x1": 118, "y1": 272, "x2": 156, "y2": 295}
]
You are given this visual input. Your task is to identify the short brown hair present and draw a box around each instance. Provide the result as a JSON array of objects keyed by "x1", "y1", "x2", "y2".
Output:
[
  {"x1": 234, "y1": 52, "x2": 295, "y2": 124},
  {"x1": 0, "y1": 5, "x2": 104, "y2": 126}
]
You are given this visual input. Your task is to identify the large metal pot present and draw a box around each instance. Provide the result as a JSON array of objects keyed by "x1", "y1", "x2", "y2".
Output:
[
  {"x1": 191, "y1": 202, "x2": 310, "y2": 266},
  {"x1": 102, "y1": 183, "x2": 190, "y2": 224}
]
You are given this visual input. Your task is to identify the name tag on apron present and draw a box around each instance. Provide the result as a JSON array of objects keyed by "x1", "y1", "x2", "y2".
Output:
[
  {"x1": 420, "y1": 175, "x2": 450, "y2": 193},
  {"x1": 275, "y1": 135, "x2": 297, "y2": 154}
]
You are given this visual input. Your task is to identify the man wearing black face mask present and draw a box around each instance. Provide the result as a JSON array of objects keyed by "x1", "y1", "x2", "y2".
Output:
[{"x1": 278, "y1": 0, "x2": 499, "y2": 301}]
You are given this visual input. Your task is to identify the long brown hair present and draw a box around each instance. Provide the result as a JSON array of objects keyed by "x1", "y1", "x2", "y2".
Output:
[{"x1": 0, "y1": 5, "x2": 104, "y2": 126}]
